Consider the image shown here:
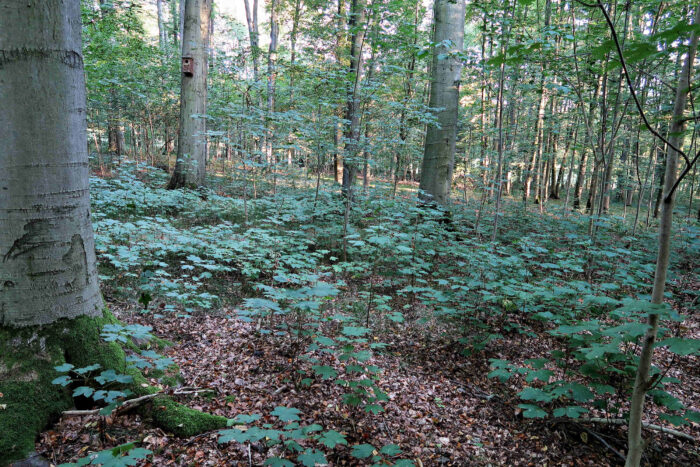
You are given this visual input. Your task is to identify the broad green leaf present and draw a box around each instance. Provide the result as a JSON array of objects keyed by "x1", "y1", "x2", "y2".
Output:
[
  {"x1": 271, "y1": 406, "x2": 302, "y2": 422},
  {"x1": 518, "y1": 387, "x2": 554, "y2": 403},
  {"x1": 319, "y1": 430, "x2": 347, "y2": 448},
  {"x1": 351, "y1": 444, "x2": 376, "y2": 459},
  {"x1": 297, "y1": 449, "x2": 327, "y2": 467},
  {"x1": 263, "y1": 458, "x2": 294, "y2": 467},
  {"x1": 54, "y1": 363, "x2": 74, "y2": 372},
  {"x1": 342, "y1": 326, "x2": 371, "y2": 337},
  {"x1": 518, "y1": 404, "x2": 547, "y2": 418},
  {"x1": 657, "y1": 338, "x2": 700, "y2": 356},
  {"x1": 51, "y1": 376, "x2": 71, "y2": 387},
  {"x1": 553, "y1": 406, "x2": 589, "y2": 419},
  {"x1": 380, "y1": 444, "x2": 402, "y2": 455},
  {"x1": 312, "y1": 365, "x2": 337, "y2": 380}
]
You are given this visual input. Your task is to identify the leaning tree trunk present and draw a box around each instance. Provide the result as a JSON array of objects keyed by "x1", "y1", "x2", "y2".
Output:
[
  {"x1": 168, "y1": 0, "x2": 211, "y2": 189},
  {"x1": 418, "y1": 0, "x2": 465, "y2": 205},
  {"x1": 625, "y1": 5, "x2": 700, "y2": 467}
]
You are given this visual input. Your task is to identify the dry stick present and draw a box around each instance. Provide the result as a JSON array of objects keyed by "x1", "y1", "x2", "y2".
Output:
[
  {"x1": 579, "y1": 425, "x2": 626, "y2": 461},
  {"x1": 581, "y1": 417, "x2": 696, "y2": 442},
  {"x1": 61, "y1": 389, "x2": 213, "y2": 417}
]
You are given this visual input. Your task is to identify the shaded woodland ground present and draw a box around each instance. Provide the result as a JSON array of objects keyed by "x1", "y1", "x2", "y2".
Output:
[
  {"x1": 31, "y1": 165, "x2": 699, "y2": 466},
  {"x1": 3, "y1": 1, "x2": 700, "y2": 465}
]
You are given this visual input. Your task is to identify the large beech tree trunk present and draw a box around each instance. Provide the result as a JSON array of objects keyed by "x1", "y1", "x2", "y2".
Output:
[
  {"x1": 418, "y1": 0, "x2": 465, "y2": 205},
  {"x1": 168, "y1": 0, "x2": 211, "y2": 189},
  {"x1": 0, "y1": 4, "x2": 225, "y2": 463},
  {"x1": 625, "y1": 6, "x2": 700, "y2": 466},
  {"x1": 0, "y1": 0, "x2": 103, "y2": 326}
]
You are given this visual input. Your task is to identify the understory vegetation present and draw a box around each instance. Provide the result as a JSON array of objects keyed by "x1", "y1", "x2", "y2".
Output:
[
  {"x1": 4, "y1": 0, "x2": 699, "y2": 465},
  {"x1": 34, "y1": 162, "x2": 699, "y2": 466}
]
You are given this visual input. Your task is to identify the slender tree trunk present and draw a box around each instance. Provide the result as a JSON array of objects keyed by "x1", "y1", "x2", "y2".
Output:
[
  {"x1": 418, "y1": 0, "x2": 466, "y2": 205},
  {"x1": 563, "y1": 125, "x2": 579, "y2": 210},
  {"x1": 168, "y1": 0, "x2": 211, "y2": 189},
  {"x1": 625, "y1": 6, "x2": 700, "y2": 466},
  {"x1": 492, "y1": 0, "x2": 517, "y2": 240},
  {"x1": 170, "y1": 0, "x2": 179, "y2": 46},
  {"x1": 333, "y1": 0, "x2": 346, "y2": 184},
  {"x1": 243, "y1": 0, "x2": 260, "y2": 83},
  {"x1": 395, "y1": 0, "x2": 419, "y2": 198},
  {"x1": 288, "y1": 0, "x2": 302, "y2": 167},
  {"x1": 340, "y1": 0, "x2": 368, "y2": 195},
  {"x1": 266, "y1": 0, "x2": 279, "y2": 175},
  {"x1": 157, "y1": 0, "x2": 166, "y2": 50},
  {"x1": 632, "y1": 142, "x2": 656, "y2": 236},
  {"x1": 179, "y1": 0, "x2": 186, "y2": 49},
  {"x1": 523, "y1": 0, "x2": 551, "y2": 202}
]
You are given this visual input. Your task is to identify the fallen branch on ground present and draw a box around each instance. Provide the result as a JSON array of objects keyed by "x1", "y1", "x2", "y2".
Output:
[
  {"x1": 62, "y1": 389, "x2": 214, "y2": 417},
  {"x1": 581, "y1": 417, "x2": 696, "y2": 442}
]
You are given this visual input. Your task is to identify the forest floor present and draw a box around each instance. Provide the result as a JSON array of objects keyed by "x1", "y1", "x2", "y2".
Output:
[
  {"x1": 35, "y1": 291, "x2": 700, "y2": 466},
  {"x1": 31, "y1": 165, "x2": 700, "y2": 466}
]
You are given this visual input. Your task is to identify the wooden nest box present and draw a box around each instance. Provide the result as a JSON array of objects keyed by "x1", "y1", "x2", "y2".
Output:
[{"x1": 182, "y1": 57, "x2": 194, "y2": 76}]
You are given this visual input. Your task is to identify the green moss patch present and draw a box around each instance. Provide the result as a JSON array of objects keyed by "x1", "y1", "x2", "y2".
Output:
[
  {"x1": 147, "y1": 396, "x2": 226, "y2": 437},
  {"x1": 0, "y1": 309, "x2": 224, "y2": 465}
]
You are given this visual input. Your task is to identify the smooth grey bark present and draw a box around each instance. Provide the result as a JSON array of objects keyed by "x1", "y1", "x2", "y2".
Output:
[
  {"x1": 0, "y1": 0, "x2": 102, "y2": 326},
  {"x1": 340, "y1": 0, "x2": 369, "y2": 195},
  {"x1": 243, "y1": 0, "x2": 260, "y2": 82},
  {"x1": 168, "y1": 0, "x2": 211, "y2": 189},
  {"x1": 157, "y1": 0, "x2": 166, "y2": 50},
  {"x1": 625, "y1": 6, "x2": 700, "y2": 466},
  {"x1": 492, "y1": 0, "x2": 517, "y2": 240},
  {"x1": 418, "y1": 0, "x2": 465, "y2": 205},
  {"x1": 266, "y1": 0, "x2": 279, "y2": 167},
  {"x1": 522, "y1": 0, "x2": 551, "y2": 203},
  {"x1": 179, "y1": 0, "x2": 186, "y2": 49},
  {"x1": 333, "y1": 0, "x2": 346, "y2": 184}
]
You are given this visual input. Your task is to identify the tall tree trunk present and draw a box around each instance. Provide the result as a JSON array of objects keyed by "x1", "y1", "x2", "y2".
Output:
[
  {"x1": 523, "y1": 0, "x2": 551, "y2": 202},
  {"x1": 394, "y1": 0, "x2": 420, "y2": 197},
  {"x1": 632, "y1": 141, "x2": 656, "y2": 236},
  {"x1": 243, "y1": 0, "x2": 260, "y2": 82},
  {"x1": 492, "y1": 0, "x2": 517, "y2": 240},
  {"x1": 179, "y1": 0, "x2": 186, "y2": 49},
  {"x1": 333, "y1": 0, "x2": 346, "y2": 184},
  {"x1": 266, "y1": 0, "x2": 279, "y2": 170},
  {"x1": 340, "y1": 0, "x2": 368, "y2": 195},
  {"x1": 1, "y1": 0, "x2": 102, "y2": 327},
  {"x1": 563, "y1": 125, "x2": 579, "y2": 210},
  {"x1": 288, "y1": 0, "x2": 302, "y2": 167},
  {"x1": 168, "y1": 0, "x2": 211, "y2": 189},
  {"x1": 157, "y1": 0, "x2": 166, "y2": 50},
  {"x1": 418, "y1": 0, "x2": 466, "y2": 205},
  {"x1": 170, "y1": 0, "x2": 180, "y2": 45},
  {"x1": 625, "y1": 6, "x2": 700, "y2": 466}
]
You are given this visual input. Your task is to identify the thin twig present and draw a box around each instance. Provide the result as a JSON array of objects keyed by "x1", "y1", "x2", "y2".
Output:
[{"x1": 580, "y1": 425, "x2": 626, "y2": 461}]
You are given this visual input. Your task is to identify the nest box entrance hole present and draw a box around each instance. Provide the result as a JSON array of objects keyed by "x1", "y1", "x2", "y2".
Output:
[{"x1": 182, "y1": 57, "x2": 194, "y2": 76}]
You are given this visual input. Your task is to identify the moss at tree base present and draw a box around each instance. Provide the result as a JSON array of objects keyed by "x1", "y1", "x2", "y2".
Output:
[
  {"x1": 0, "y1": 309, "x2": 226, "y2": 465},
  {"x1": 0, "y1": 375, "x2": 73, "y2": 465},
  {"x1": 147, "y1": 396, "x2": 226, "y2": 437}
]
